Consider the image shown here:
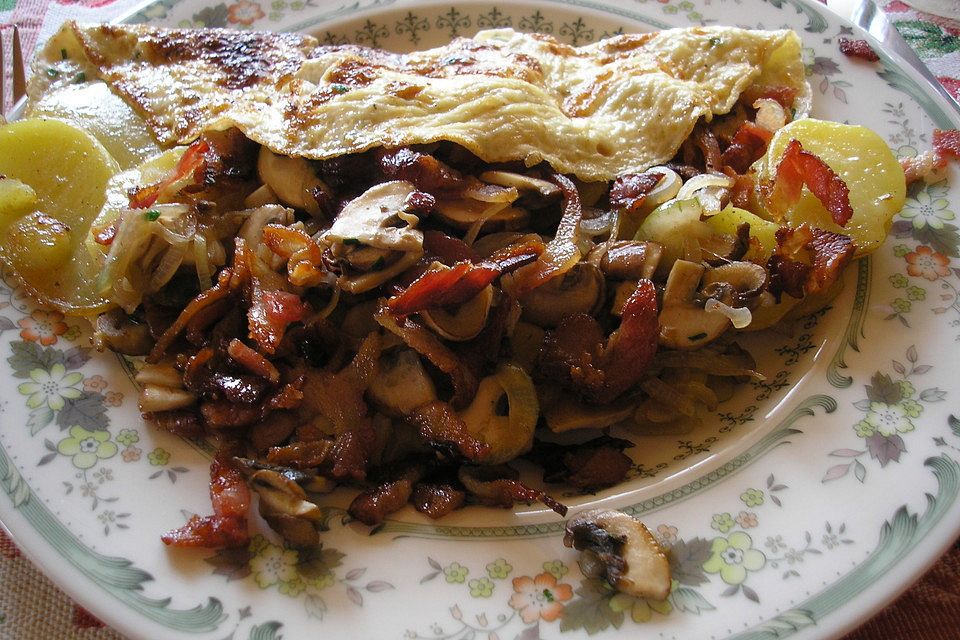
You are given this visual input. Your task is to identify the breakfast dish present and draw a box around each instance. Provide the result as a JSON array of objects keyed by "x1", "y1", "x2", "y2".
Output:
[
  {"x1": 0, "y1": 20, "x2": 912, "y2": 554},
  {"x1": 0, "y1": 1, "x2": 957, "y2": 639}
]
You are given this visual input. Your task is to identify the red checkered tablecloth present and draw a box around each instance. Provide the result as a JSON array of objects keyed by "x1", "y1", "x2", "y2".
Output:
[{"x1": 0, "y1": 0, "x2": 959, "y2": 637}]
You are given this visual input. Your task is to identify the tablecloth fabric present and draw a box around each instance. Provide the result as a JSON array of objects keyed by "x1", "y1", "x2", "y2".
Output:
[{"x1": 0, "y1": 0, "x2": 959, "y2": 637}]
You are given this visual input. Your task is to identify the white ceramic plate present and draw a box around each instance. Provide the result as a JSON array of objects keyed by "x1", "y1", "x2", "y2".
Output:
[{"x1": 2, "y1": 0, "x2": 959, "y2": 638}]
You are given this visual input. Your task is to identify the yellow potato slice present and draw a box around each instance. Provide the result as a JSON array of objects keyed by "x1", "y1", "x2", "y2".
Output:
[
  {"x1": 706, "y1": 205, "x2": 780, "y2": 262},
  {"x1": 0, "y1": 118, "x2": 120, "y2": 315},
  {"x1": 757, "y1": 118, "x2": 905, "y2": 256}
]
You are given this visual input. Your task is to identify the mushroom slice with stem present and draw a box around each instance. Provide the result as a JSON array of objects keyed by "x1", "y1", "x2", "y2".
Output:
[
  {"x1": 249, "y1": 468, "x2": 323, "y2": 548},
  {"x1": 477, "y1": 170, "x2": 560, "y2": 198},
  {"x1": 658, "y1": 259, "x2": 730, "y2": 350},
  {"x1": 257, "y1": 147, "x2": 330, "y2": 217},
  {"x1": 564, "y1": 508, "x2": 671, "y2": 601},
  {"x1": 599, "y1": 241, "x2": 662, "y2": 281},
  {"x1": 519, "y1": 262, "x2": 605, "y2": 329}
]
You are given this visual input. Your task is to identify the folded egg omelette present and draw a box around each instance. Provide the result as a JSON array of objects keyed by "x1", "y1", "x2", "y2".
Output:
[{"x1": 27, "y1": 21, "x2": 809, "y2": 182}]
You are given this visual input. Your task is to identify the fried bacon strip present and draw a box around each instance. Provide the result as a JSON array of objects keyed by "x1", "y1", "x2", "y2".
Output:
[
  {"x1": 900, "y1": 130, "x2": 959, "y2": 185},
  {"x1": 406, "y1": 401, "x2": 491, "y2": 461},
  {"x1": 412, "y1": 483, "x2": 466, "y2": 519},
  {"x1": 934, "y1": 129, "x2": 960, "y2": 162},
  {"x1": 767, "y1": 224, "x2": 855, "y2": 298},
  {"x1": 387, "y1": 238, "x2": 543, "y2": 315},
  {"x1": 608, "y1": 171, "x2": 663, "y2": 212},
  {"x1": 148, "y1": 268, "x2": 236, "y2": 363},
  {"x1": 261, "y1": 224, "x2": 327, "y2": 287},
  {"x1": 349, "y1": 479, "x2": 414, "y2": 526},
  {"x1": 721, "y1": 122, "x2": 772, "y2": 174},
  {"x1": 539, "y1": 279, "x2": 659, "y2": 404},
  {"x1": 378, "y1": 147, "x2": 464, "y2": 193},
  {"x1": 838, "y1": 38, "x2": 879, "y2": 62},
  {"x1": 129, "y1": 138, "x2": 210, "y2": 209},
  {"x1": 161, "y1": 456, "x2": 250, "y2": 548},
  {"x1": 763, "y1": 139, "x2": 854, "y2": 227},
  {"x1": 458, "y1": 466, "x2": 567, "y2": 516}
]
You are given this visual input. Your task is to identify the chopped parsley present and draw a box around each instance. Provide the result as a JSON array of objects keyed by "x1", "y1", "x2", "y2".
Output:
[
  {"x1": 74, "y1": 72, "x2": 87, "y2": 83},
  {"x1": 342, "y1": 238, "x2": 360, "y2": 246},
  {"x1": 687, "y1": 332, "x2": 708, "y2": 342},
  {"x1": 371, "y1": 256, "x2": 386, "y2": 271},
  {"x1": 332, "y1": 84, "x2": 349, "y2": 94},
  {"x1": 45, "y1": 68, "x2": 59, "y2": 79},
  {"x1": 60, "y1": 48, "x2": 68, "y2": 60},
  {"x1": 708, "y1": 37, "x2": 721, "y2": 47},
  {"x1": 145, "y1": 209, "x2": 161, "y2": 221}
]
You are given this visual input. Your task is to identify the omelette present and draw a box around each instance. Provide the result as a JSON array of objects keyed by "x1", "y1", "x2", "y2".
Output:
[{"x1": 29, "y1": 21, "x2": 809, "y2": 182}]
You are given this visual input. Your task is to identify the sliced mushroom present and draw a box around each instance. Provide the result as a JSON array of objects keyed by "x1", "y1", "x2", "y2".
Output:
[
  {"x1": 93, "y1": 308, "x2": 153, "y2": 355},
  {"x1": 478, "y1": 170, "x2": 560, "y2": 198},
  {"x1": 459, "y1": 363, "x2": 539, "y2": 465},
  {"x1": 434, "y1": 198, "x2": 528, "y2": 231},
  {"x1": 564, "y1": 508, "x2": 671, "y2": 601},
  {"x1": 700, "y1": 261, "x2": 768, "y2": 309},
  {"x1": 520, "y1": 262, "x2": 605, "y2": 328},
  {"x1": 600, "y1": 241, "x2": 662, "y2": 281},
  {"x1": 138, "y1": 384, "x2": 197, "y2": 412},
  {"x1": 368, "y1": 348, "x2": 438, "y2": 416},
  {"x1": 323, "y1": 180, "x2": 426, "y2": 293},
  {"x1": 658, "y1": 260, "x2": 730, "y2": 350},
  {"x1": 421, "y1": 281, "x2": 495, "y2": 341},
  {"x1": 257, "y1": 147, "x2": 329, "y2": 216},
  {"x1": 325, "y1": 180, "x2": 424, "y2": 253},
  {"x1": 249, "y1": 468, "x2": 323, "y2": 547}
]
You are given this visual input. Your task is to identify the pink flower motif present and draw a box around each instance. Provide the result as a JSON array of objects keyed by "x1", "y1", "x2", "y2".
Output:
[
  {"x1": 84, "y1": 375, "x2": 108, "y2": 392},
  {"x1": 509, "y1": 572, "x2": 573, "y2": 623},
  {"x1": 122, "y1": 446, "x2": 142, "y2": 462},
  {"x1": 905, "y1": 245, "x2": 951, "y2": 281},
  {"x1": 227, "y1": 0, "x2": 265, "y2": 25},
  {"x1": 18, "y1": 309, "x2": 68, "y2": 346},
  {"x1": 736, "y1": 511, "x2": 758, "y2": 528},
  {"x1": 656, "y1": 524, "x2": 678, "y2": 544},
  {"x1": 105, "y1": 391, "x2": 124, "y2": 407}
]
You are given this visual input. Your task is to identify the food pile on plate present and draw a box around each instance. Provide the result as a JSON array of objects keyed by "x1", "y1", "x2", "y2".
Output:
[{"x1": 4, "y1": 20, "x2": 947, "y2": 599}]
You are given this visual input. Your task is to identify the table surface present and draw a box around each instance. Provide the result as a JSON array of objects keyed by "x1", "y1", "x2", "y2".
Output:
[{"x1": 1, "y1": 0, "x2": 959, "y2": 637}]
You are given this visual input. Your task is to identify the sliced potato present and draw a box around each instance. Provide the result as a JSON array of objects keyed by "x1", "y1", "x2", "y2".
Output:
[
  {"x1": 0, "y1": 118, "x2": 120, "y2": 314},
  {"x1": 756, "y1": 118, "x2": 905, "y2": 256},
  {"x1": 706, "y1": 205, "x2": 779, "y2": 262}
]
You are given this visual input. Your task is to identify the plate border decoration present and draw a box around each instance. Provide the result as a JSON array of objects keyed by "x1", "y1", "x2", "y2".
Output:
[{"x1": 0, "y1": 0, "x2": 958, "y2": 639}]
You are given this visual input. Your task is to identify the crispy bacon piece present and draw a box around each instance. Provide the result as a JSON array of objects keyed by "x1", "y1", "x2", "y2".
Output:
[
  {"x1": 539, "y1": 279, "x2": 659, "y2": 404},
  {"x1": 378, "y1": 147, "x2": 464, "y2": 192},
  {"x1": 838, "y1": 37, "x2": 879, "y2": 62},
  {"x1": 933, "y1": 129, "x2": 960, "y2": 162},
  {"x1": 201, "y1": 400, "x2": 262, "y2": 428},
  {"x1": 348, "y1": 479, "x2": 414, "y2": 526},
  {"x1": 267, "y1": 440, "x2": 335, "y2": 469},
  {"x1": 262, "y1": 224, "x2": 327, "y2": 287},
  {"x1": 210, "y1": 456, "x2": 251, "y2": 518},
  {"x1": 160, "y1": 514, "x2": 248, "y2": 548},
  {"x1": 249, "y1": 290, "x2": 308, "y2": 354},
  {"x1": 227, "y1": 338, "x2": 281, "y2": 383},
  {"x1": 162, "y1": 456, "x2": 250, "y2": 548},
  {"x1": 406, "y1": 401, "x2": 491, "y2": 461},
  {"x1": 422, "y1": 230, "x2": 480, "y2": 264},
  {"x1": 511, "y1": 174, "x2": 583, "y2": 295},
  {"x1": 148, "y1": 268, "x2": 236, "y2": 363},
  {"x1": 763, "y1": 139, "x2": 854, "y2": 227},
  {"x1": 143, "y1": 409, "x2": 203, "y2": 438},
  {"x1": 387, "y1": 238, "x2": 543, "y2": 315},
  {"x1": 529, "y1": 436, "x2": 634, "y2": 490},
  {"x1": 608, "y1": 171, "x2": 662, "y2": 212},
  {"x1": 129, "y1": 138, "x2": 210, "y2": 209},
  {"x1": 694, "y1": 125, "x2": 723, "y2": 171},
  {"x1": 412, "y1": 483, "x2": 466, "y2": 519},
  {"x1": 458, "y1": 465, "x2": 567, "y2": 516},
  {"x1": 721, "y1": 122, "x2": 772, "y2": 174},
  {"x1": 767, "y1": 224, "x2": 854, "y2": 298}
]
